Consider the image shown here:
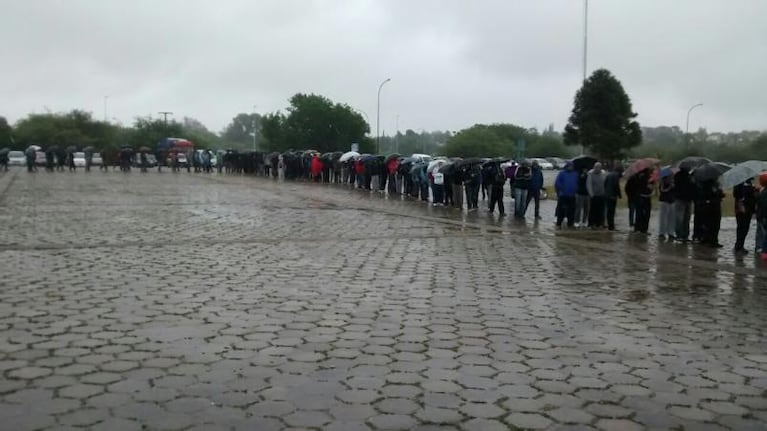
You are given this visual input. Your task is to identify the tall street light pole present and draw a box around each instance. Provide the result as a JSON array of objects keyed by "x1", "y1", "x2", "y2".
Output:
[
  {"x1": 376, "y1": 78, "x2": 391, "y2": 154},
  {"x1": 685, "y1": 103, "x2": 703, "y2": 152},
  {"x1": 252, "y1": 105, "x2": 258, "y2": 151},
  {"x1": 580, "y1": 0, "x2": 588, "y2": 156},
  {"x1": 103, "y1": 96, "x2": 109, "y2": 122}
]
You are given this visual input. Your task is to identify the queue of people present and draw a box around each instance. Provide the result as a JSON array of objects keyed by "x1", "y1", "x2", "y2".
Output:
[{"x1": 554, "y1": 159, "x2": 767, "y2": 260}]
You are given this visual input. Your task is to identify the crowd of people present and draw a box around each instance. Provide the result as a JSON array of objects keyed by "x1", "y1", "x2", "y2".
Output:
[
  {"x1": 553, "y1": 160, "x2": 767, "y2": 260},
  {"x1": 10, "y1": 145, "x2": 767, "y2": 261}
]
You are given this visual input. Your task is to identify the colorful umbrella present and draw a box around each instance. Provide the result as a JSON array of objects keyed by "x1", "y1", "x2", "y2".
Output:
[{"x1": 623, "y1": 158, "x2": 660, "y2": 178}]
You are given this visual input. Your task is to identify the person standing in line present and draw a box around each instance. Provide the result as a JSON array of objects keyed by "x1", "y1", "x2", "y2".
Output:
[
  {"x1": 452, "y1": 167, "x2": 464, "y2": 210},
  {"x1": 634, "y1": 168, "x2": 653, "y2": 234},
  {"x1": 604, "y1": 165, "x2": 623, "y2": 231},
  {"x1": 464, "y1": 164, "x2": 481, "y2": 211},
  {"x1": 657, "y1": 173, "x2": 675, "y2": 240},
  {"x1": 526, "y1": 161, "x2": 544, "y2": 220},
  {"x1": 673, "y1": 167, "x2": 695, "y2": 242},
  {"x1": 505, "y1": 162, "x2": 517, "y2": 208},
  {"x1": 698, "y1": 179, "x2": 725, "y2": 247},
  {"x1": 586, "y1": 162, "x2": 607, "y2": 228},
  {"x1": 757, "y1": 173, "x2": 767, "y2": 257},
  {"x1": 733, "y1": 178, "x2": 756, "y2": 254},
  {"x1": 431, "y1": 168, "x2": 445, "y2": 206},
  {"x1": 575, "y1": 168, "x2": 590, "y2": 227},
  {"x1": 513, "y1": 161, "x2": 532, "y2": 218},
  {"x1": 486, "y1": 162, "x2": 506, "y2": 216},
  {"x1": 554, "y1": 161, "x2": 579, "y2": 228},
  {"x1": 387, "y1": 157, "x2": 399, "y2": 195}
]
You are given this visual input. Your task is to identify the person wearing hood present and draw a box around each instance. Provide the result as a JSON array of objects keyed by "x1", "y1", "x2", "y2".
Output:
[
  {"x1": 485, "y1": 162, "x2": 506, "y2": 216},
  {"x1": 526, "y1": 161, "x2": 544, "y2": 219},
  {"x1": 575, "y1": 167, "x2": 590, "y2": 227},
  {"x1": 586, "y1": 162, "x2": 607, "y2": 228},
  {"x1": 554, "y1": 161, "x2": 579, "y2": 227},
  {"x1": 464, "y1": 164, "x2": 481, "y2": 211},
  {"x1": 387, "y1": 158, "x2": 399, "y2": 195},
  {"x1": 310, "y1": 154, "x2": 323, "y2": 182},
  {"x1": 513, "y1": 161, "x2": 532, "y2": 218},
  {"x1": 604, "y1": 165, "x2": 623, "y2": 230},
  {"x1": 733, "y1": 178, "x2": 756, "y2": 254},
  {"x1": 697, "y1": 179, "x2": 725, "y2": 247}
]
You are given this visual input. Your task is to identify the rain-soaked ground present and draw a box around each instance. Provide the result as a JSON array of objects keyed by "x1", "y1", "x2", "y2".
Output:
[{"x1": 0, "y1": 167, "x2": 765, "y2": 431}]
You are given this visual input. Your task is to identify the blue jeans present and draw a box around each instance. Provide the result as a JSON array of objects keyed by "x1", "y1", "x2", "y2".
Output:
[{"x1": 513, "y1": 188, "x2": 528, "y2": 217}]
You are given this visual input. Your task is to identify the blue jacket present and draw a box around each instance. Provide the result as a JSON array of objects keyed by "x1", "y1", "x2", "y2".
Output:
[
  {"x1": 555, "y1": 170, "x2": 579, "y2": 197},
  {"x1": 529, "y1": 168, "x2": 544, "y2": 191}
]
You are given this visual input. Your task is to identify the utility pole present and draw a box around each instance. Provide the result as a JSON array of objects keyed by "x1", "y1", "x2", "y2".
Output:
[
  {"x1": 103, "y1": 96, "x2": 109, "y2": 122},
  {"x1": 158, "y1": 111, "x2": 173, "y2": 126},
  {"x1": 580, "y1": 0, "x2": 588, "y2": 156}
]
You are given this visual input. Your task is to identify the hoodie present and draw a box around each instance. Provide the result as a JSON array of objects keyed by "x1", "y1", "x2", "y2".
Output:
[
  {"x1": 586, "y1": 163, "x2": 606, "y2": 197},
  {"x1": 555, "y1": 168, "x2": 579, "y2": 197}
]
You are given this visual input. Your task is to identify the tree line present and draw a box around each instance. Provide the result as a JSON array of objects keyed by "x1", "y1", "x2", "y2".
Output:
[{"x1": 1, "y1": 76, "x2": 763, "y2": 162}]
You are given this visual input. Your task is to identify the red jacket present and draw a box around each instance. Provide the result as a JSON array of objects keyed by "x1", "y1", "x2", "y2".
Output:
[
  {"x1": 310, "y1": 156, "x2": 323, "y2": 176},
  {"x1": 355, "y1": 160, "x2": 365, "y2": 175},
  {"x1": 387, "y1": 159, "x2": 399, "y2": 175}
]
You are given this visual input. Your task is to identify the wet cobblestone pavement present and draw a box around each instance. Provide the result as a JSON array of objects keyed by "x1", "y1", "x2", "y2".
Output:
[{"x1": 0, "y1": 168, "x2": 766, "y2": 431}]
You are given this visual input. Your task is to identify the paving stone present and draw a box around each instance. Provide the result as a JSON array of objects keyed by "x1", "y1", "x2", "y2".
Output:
[{"x1": 504, "y1": 413, "x2": 552, "y2": 429}]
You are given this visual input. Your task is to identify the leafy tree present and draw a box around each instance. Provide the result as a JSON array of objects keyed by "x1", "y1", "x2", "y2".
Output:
[
  {"x1": 442, "y1": 124, "x2": 526, "y2": 157},
  {"x1": 13, "y1": 110, "x2": 118, "y2": 151},
  {"x1": 564, "y1": 68, "x2": 642, "y2": 160},
  {"x1": 221, "y1": 113, "x2": 262, "y2": 149},
  {"x1": 260, "y1": 93, "x2": 370, "y2": 153},
  {"x1": 0, "y1": 116, "x2": 13, "y2": 148}
]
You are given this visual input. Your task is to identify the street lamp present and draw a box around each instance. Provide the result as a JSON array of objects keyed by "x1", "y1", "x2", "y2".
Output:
[
  {"x1": 686, "y1": 103, "x2": 703, "y2": 152},
  {"x1": 252, "y1": 105, "x2": 258, "y2": 151},
  {"x1": 376, "y1": 78, "x2": 391, "y2": 154}
]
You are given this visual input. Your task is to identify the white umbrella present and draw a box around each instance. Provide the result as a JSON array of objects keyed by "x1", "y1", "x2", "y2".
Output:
[
  {"x1": 339, "y1": 151, "x2": 360, "y2": 162},
  {"x1": 26, "y1": 145, "x2": 42, "y2": 152},
  {"x1": 720, "y1": 160, "x2": 767, "y2": 188},
  {"x1": 427, "y1": 159, "x2": 446, "y2": 173}
]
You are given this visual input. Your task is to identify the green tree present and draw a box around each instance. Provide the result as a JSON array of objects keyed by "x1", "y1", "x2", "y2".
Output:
[
  {"x1": 0, "y1": 116, "x2": 13, "y2": 148},
  {"x1": 221, "y1": 113, "x2": 262, "y2": 149},
  {"x1": 261, "y1": 93, "x2": 370, "y2": 153},
  {"x1": 564, "y1": 68, "x2": 642, "y2": 160},
  {"x1": 442, "y1": 124, "x2": 526, "y2": 157},
  {"x1": 13, "y1": 110, "x2": 118, "y2": 151}
]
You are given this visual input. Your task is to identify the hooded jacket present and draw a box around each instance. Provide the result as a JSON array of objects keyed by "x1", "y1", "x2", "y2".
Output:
[
  {"x1": 555, "y1": 169, "x2": 579, "y2": 197},
  {"x1": 586, "y1": 163, "x2": 606, "y2": 197}
]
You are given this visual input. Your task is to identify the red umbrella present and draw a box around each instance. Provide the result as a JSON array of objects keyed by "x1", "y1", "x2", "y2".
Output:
[{"x1": 624, "y1": 158, "x2": 660, "y2": 179}]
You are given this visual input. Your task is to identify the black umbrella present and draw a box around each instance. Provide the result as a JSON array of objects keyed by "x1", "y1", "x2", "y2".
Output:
[
  {"x1": 46, "y1": 145, "x2": 59, "y2": 153},
  {"x1": 572, "y1": 155, "x2": 597, "y2": 172},
  {"x1": 0, "y1": 148, "x2": 9, "y2": 156},
  {"x1": 455, "y1": 157, "x2": 482, "y2": 168},
  {"x1": 385, "y1": 153, "x2": 401, "y2": 163},
  {"x1": 438, "y1": 162, "x2": 457, "y2": 175},
  {"x1": 692, "y1": 162, "x2": 732, "y2": 182},
  {"x1": 675, "y1": 156, "x2": 712, "y2": 171},
  {"x1": 65, "y1": 145, "x2": 77, "y2": 153},
  {"x1": 482, "y1": 157, "x2": 509, "y2": 167},
  {"x1": 82, "y1": 146, "x2": 95, "y2": 154}
]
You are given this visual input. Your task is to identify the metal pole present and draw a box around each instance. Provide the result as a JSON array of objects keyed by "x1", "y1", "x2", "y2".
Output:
[
  {"x1": 685, "y1": 103, "x2": 703, "y2": 152},
  {"x1": 158, "y1": 112, "x2": 173, "y2": 126},
  {"x1": 252, "y1": 105, "x2": 258, "y2": 151},
  {"x1": 376, "y1": 78, "x2": 391, "y2": 154},
  {"x1": 583, "y1": 0, "x2": 588, "y2": 82},
  {"x1": 103, "y1": 96, "x2": 109, "y2": 122}
]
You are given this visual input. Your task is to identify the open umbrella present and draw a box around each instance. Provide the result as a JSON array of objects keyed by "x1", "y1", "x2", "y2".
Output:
[
  {"x1": 65, "y1": 145, "x2": 77, "y2": 153},
  {"x1": 385, "y1": 153, "x2": 401, "y2": 163},
  {"x1": 659, "y1": 166, "x2": 676, "y2": 178},
  {"x1": 571, "y1": 155, "x2": 597, "y2": 172},
  {"x1": 26, "y1": 145, "x2": 42, "y2": 152},
  {"x1": 438, "y1": 161, "x2": 457, "y2": 175},
  {"x1": 427, "y1": 159, "x2": 446, "y2": 172},
  {"x1": 719, "y1": 161, "x2": 767, "y2": 188},
  {"x1": 693, "y1": 162, "x2": 732, "y2": 183},
  {"x1": 0, "y1": 148, "x2": 9, "y2": 156},
  {"x1": 674, "y1": 156, "x2": 711, "y2": 171},
  {"x1": 455, "y1": 157, "x2": 483, "y2": 168},
  {"x1": 339, "y1": 151, "x2": 359, "y2": 162},
  {"x1": 623, "y1": 158, "x2": 660, "y2": 178},
  {"x1": 82, "y1": 146, "x2": 95, "y2": 154},
  {"x1": 138, "y1": 146, "x2": 151, "y2": 153}
]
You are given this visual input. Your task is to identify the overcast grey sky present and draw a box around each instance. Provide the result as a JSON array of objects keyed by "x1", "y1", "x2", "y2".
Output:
[{"x1": 1, "y1": 0, "x2": 765, "y2": 136}]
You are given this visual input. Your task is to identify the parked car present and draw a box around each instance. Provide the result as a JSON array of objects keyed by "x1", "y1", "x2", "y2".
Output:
[
  {"x1": 133, "y1": 154, "x2": 157, "y2": 167},
  {"x1": 547, "y1": 157, "x2": 566, "y2": 169},
  {"x1": 91, "y1": 152, "x2": 103, "y2": 166},
  {"x1": 73, "y1": 152, "x2": 86, "y2": 167},
  {"x1": 35, "y1": 151, "x2": 46, "y2": 166},
  {"x1": 8, "y1": 151, "x2": 25, "y2": 166},
  {"x1": 411, "y1": 153, "x2": 432, "y2": 163},
  {"x1": 528, "y1": 158, "x2": 554, "y2": 170},
  {"x1": 173, "y1": 153, "x2": 189, "y2": 168}
]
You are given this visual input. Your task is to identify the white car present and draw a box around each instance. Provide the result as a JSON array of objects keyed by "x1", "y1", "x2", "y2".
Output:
[
  {"x1": 91, "y1": 153, "x2": 103, "y2": 166},
  {"x1": 529, "y1": 158, "x2": 554, "y2": 170},
  {"x1": 73, "y1": 152, "x2": 86, "y2": 167},
  {"x1": 8, "y1": 151, "x2": 25, "y2": 166},
  {"x1": 411, "y1": 153, "x2": 432, "y2": 163}
]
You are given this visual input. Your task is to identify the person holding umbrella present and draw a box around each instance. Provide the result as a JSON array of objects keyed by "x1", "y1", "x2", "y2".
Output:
[
  {"x1": 526, "y1": 160, "x2": 544, "y2": 220},
  {"x1": 586, "y1": 162, "x2": 607, "y2": 228},
  {"x1": 485, "y1": 161, "x2": 506, "y2": 216},
  {"x1": 513, "y1": 161, "x2": 532, "y2": 218},
  {"x1": 604, "y1": 165, "x2": 623, "y2": 231},
  {"x1": 697, "y1": 179, "x2": 725, "y2": 247},
  {"x1": 733, "y1": 178, "x2": 756, "y2": 254},
  {"x1": 673, "y1": 167, "x2": 696, "y2": 242},
  {"x1": 634, "y1": 168, "x2": 654, "y2": 234}
]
